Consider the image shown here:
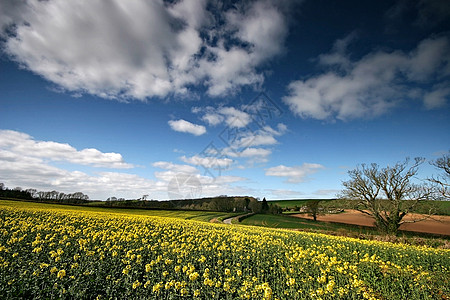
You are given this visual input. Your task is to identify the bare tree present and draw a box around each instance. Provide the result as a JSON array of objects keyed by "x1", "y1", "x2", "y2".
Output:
[
  {"x1": 305, "y1": 200, "x2": 321, "y2": 221},
  {"x1": 340, "y1": 157, "x2": 433, "y2": 234},
  {"x1": 429, "y1": 151, "x2": 450, "y2": 200},
  {"x1": 25, "y1": 188, "x2": 37, "y2": 198}
]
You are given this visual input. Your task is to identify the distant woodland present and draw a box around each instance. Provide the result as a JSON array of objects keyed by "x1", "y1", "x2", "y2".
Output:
[{"x1": 0, "y1": 183, "x2": 281, "y2": 214}]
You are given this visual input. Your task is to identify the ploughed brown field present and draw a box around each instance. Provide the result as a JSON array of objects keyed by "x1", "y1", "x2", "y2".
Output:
[{"x1": 292, "y1": 210, "x2": 450, "y2": 236}]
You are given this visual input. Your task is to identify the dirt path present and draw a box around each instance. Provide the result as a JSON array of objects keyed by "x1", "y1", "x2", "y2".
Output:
[
  {"x1": 223, "y1": 217, "x2": 234, "y2": 224},
  {"x1": 222, "y1": 213, "x2": 255, "y2": 225},
  {"x1": 292, "y1": 210, "x2": 450, "y2": 236}
]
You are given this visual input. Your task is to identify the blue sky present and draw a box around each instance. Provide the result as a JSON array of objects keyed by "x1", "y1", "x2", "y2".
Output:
[{"x1": 0, "y1": 0, "x2": 449, "y2": 200}]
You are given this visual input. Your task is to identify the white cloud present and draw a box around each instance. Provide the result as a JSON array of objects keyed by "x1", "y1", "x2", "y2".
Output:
[
  {"x1": 0, "y1": 0, "x2": 28, "y2": 31},
  {"x1": 193, "y1": 101, "x2": 286, "y2": 150},
  {"x1": 0, "y1": 129, "x2": 255, "y2": 200},
  {"x1": 224, "y1": 147, "x2": 272, "y2": 163},
  {"x1": 152, "y1": 160, "x2": 250, "y2": 199},
  {"x1": 0, "y1": 149, "x2": 66, "y2": 185},
  {"x1": 152, "y1": 161, "x2": 198, "y2": 174},
  {"x1": 168, "y1": 119, "x2": 206, "y2": 136},
  {"x1": 201, "y1": 113, "x2": 224, "y2": 126},
  {"x1": 283, "y1": 36, "x2": 450, "y2": 120},
  {"x1": 237, "y1": 134, "x2": 277, "y2": 148},
  {"x1": 1, "y1": 0, "x2": 291, "y2": 100},
  {"x1": 235, "y1": 147, "x2": 272, "y2": 164},
  {"x1": 0, "y1": 146, "x2": 160, "y2": 200},
  {"x1": 239, "y1": 134, "x2": 277, "y2": 147},
  {"x1": 192, "y1": 106, "x2": 287, "y2": 164},
  {"x1": 218, "y1": 107, "x2": 253, "y2": 128},
  {"x1": 232, "y1": 123, "x2": 287, "y2": 148},
  {"x1": 317, "y1": 32, "x2": 357, "y2": 70},
  {"x1": 0, "y1": 130, "x2": 133, "y2": 169},
  {"x1": 180, "y1": 155, "x2": 233, "y2": 169},
  {"x1": 424, "y1": 86, "x2": 450, "y2": 109},
  {"x1": 226, "y1": 0, "x2": 289, "y2": 63},
  {"x1": 407, "y1": 37, "x2": 450, "y2": 81},
  {"x1": 239, "y1": 148, "x2": 272, "y2": 158},
  {"x1": 194, "y1": 106, "x2": 252, "y2": 128},
  {"x1": 265, "y1": 163, "x2": 325, "y2": 183},
  {"x1": 262, "y1": 123, "x2": 288, "y2": 136}
]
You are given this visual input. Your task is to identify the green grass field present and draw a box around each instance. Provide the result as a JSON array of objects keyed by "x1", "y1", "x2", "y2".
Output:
[
  {"x1": 269, "y1": 199, "x2": 333, "y2": 208},
  {"x1": 270, "y1": 199, "x2": 450, "y2": 215}
]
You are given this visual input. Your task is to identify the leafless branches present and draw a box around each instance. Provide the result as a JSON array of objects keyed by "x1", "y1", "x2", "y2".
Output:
[
  {"x1": 429, "y1": 151, "x2": 450, "y2": 200},
  {"x1": 341, "y1": 157, "x2": 434, "y2": 234}
]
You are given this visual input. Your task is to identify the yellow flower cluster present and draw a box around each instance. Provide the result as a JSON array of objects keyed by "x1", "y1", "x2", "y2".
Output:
[{"x1": 0, "y1": 200, "x2": 448, "y2": 299}]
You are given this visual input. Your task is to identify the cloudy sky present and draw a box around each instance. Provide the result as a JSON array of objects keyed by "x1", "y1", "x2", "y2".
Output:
[{"x1": 1, "y1": 0, "x2": 449, "y2": 200}]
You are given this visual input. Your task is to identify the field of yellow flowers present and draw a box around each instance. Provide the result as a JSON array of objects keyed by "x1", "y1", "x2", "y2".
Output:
[{"x1": 0, "y1": 200, "x2": 449, "y2": 299}]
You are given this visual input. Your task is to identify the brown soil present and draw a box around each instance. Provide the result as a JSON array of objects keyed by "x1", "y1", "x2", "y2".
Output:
[{"x1": 292, "y1": 210, "x2": 450, "y2": 236}]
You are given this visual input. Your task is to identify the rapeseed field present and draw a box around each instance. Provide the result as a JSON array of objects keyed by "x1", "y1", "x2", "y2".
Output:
[{"x1": 0, "y1": 201, "x2": 448, "y2": 299}]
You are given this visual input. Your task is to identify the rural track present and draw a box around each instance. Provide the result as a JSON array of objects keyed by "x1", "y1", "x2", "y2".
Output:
[
  {"x1": 223, "y1": 217, "x2": 234, "y2": 224},
  {"x1": 222, "y1": 213, "x2": 254, "y2": 225}
]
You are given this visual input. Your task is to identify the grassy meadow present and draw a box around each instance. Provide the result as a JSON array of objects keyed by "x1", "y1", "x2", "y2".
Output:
[
  {"x1": 1, "y1": 200, "x2": 449, "y2": 299},
  {"x1": 269, "y1": 199, "x2": 450, "y2": 216}
]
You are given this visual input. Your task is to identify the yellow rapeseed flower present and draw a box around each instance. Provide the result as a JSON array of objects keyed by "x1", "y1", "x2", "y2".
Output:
[{"x1": 57, "y1": 269, "x2": 66, "y2": 279}]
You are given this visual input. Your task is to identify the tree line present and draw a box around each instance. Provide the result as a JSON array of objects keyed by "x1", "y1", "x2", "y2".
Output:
[
  {"x1": 0, "y1": 183, "x2": 90, "y2": 204},
  {"x1": 102, "y1": 196, "x2": 281, "y2": 214},
  {"x1": 0, "y1": 183, "x2": 282, "y2": 214}
]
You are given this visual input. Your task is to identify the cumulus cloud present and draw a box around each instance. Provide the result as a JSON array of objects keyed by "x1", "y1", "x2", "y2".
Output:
[
  {"x1": 283, "y1": 36, "x2": 450, "y2": 120},
  {"x1": 152, "y1": 160, "x2": 250, "y2": 198},
  {"x1": 262, "y1": 123, "x2": 288, "y2": 136},
  {"x1": 201, "y1": 113, "x2": 224, "y2": 126},
  {"x1": 0, "y1": 130, "x2": 133, "y2": 168},
  {"x1": 0, "y1": 131, "x2": 254, "y2": 200},
  {"x1": 238, "y1": 147, "x2": 272, "y2": 158},
  {"x1": 0, "y1": 137, "x2": 162, "y2": 199},
  {"x1": 218, "y1": 107, "x2": 253, "y2": 128},
  {"x1": 423, "y1": 85, "x2": 450, "y2": 109},
  {"x1": 213, "y1": 122, "x2": 287, "y2": 164},
  {"x1": 265, "y1": 163, "x2": 325, "y2": 183},
  {"x1": 192, "y1": 104, "x2": 287, "y2": 164},
  {"x1": 168, "y1": 119, "x2": 206, "y2": 136},
  {"x1": 194, "y1": 106, "x2": 253, "y2": 128},
  {"x1": 224, "y1": 147, "x2": 272, "y2": 164},
  {"x1": 180, "y1": 155, "x2": 233, "y2": 169},
  {"x1": 1, "y1": 165, "x2": 164, "y2": 201},
  {"x1": 152, "y1": 161, "x2": 198, "y2": 174},
  {"x1": 194, "y1": 104, "x2": 287, "y2": 146},
  {"x1": 234, "y1": 123, "x2": 287, "y2": 148},
  {"x1": 1, "y1": 0, "x2": 291, "y2": 100}
]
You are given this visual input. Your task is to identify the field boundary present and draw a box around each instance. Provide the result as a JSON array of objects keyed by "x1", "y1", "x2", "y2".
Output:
[{"x1": 290, "y1": 211, "x2": 450, "y2": 238}]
